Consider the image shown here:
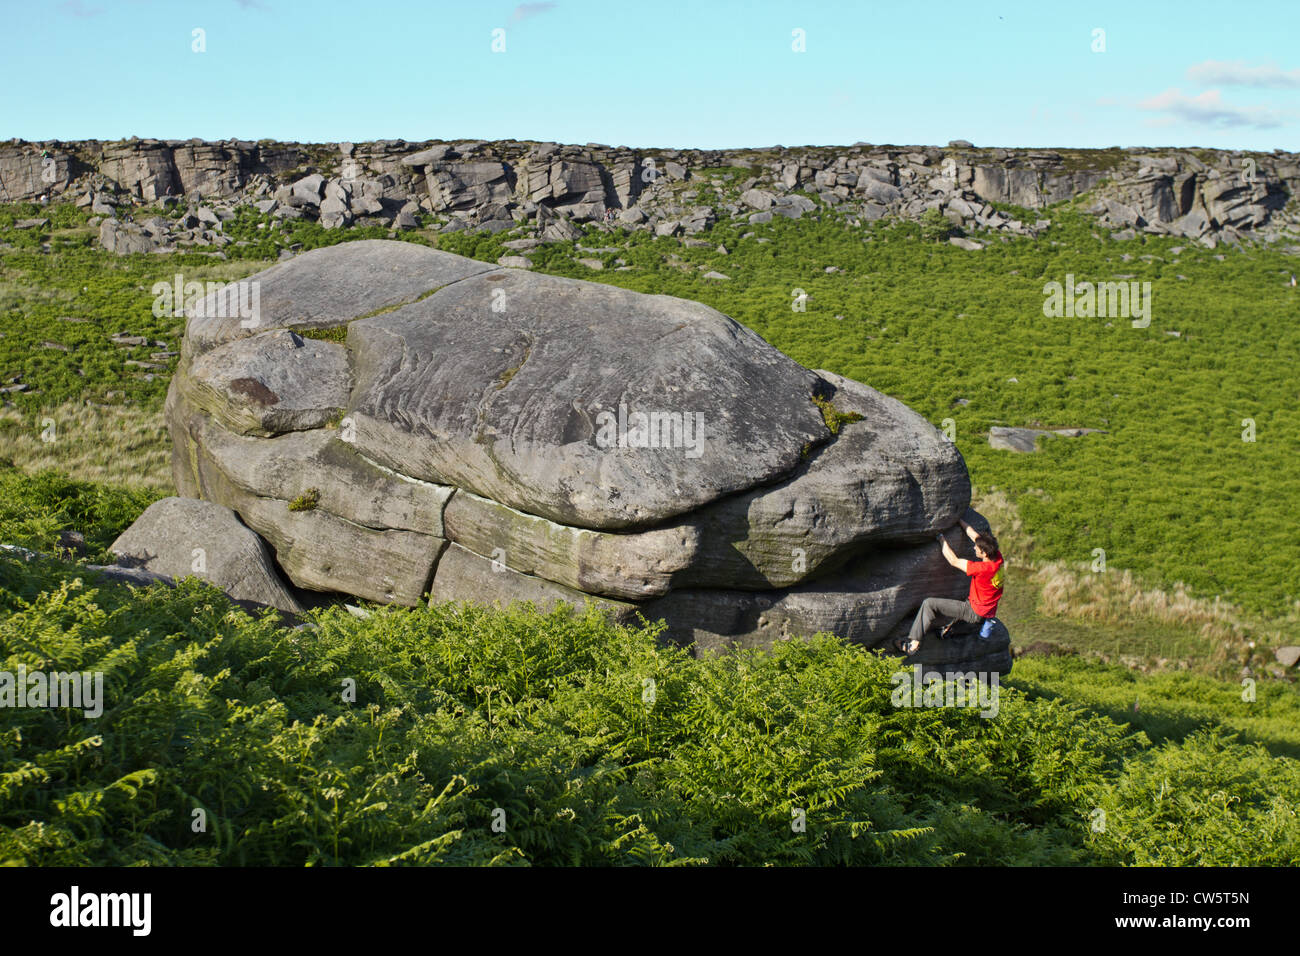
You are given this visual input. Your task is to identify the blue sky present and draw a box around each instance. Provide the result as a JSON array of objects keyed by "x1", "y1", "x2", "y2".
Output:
[{"x1": 3, "y1": 0, "x2": 1297, "y2": 150}]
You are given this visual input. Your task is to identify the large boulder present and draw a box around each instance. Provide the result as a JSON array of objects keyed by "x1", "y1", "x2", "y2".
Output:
[
  {"x1": 99, "y1": 219, "x2": 164, "y2": 255},
  {"x1": 159, "y1": 239, "x2": 1004, "y2": 669}
]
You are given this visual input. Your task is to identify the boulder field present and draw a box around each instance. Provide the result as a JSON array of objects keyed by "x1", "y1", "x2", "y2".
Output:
[{"x1": 113, "y1": 239, "x2": 1010, "y2": 674}]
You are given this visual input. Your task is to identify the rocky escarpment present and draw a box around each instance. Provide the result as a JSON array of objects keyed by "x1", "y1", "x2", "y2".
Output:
[
  {"x1": 3, "y1": 137, "x2": 1297, "y2": 254},
  {"x1": 125, "y1": 238, "x2": 1009, "y2": 673}
]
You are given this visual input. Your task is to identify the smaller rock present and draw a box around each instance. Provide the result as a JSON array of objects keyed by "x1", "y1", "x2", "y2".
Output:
[
  {"x1": 108, "y1": 497, "x2": 304, "y2": 613},
  {"x1": 55, "y1": 529, "x2": 86, "y2": 556},
  {"x1": 541, "y1": 219, "x2": 582, "y2": 242},
  {"x1": 989, "y1": 425, "x2": 1106, "y2": 452},
  {"x1": 291, "y1": 173, "x2": 325, "y2": 205},
  {"x1": 1276, "y1": 646, "x2": 1300, "y2": 668},
  {"x1": 400, "y1": 145, "x2": 457, "y2": 167}
]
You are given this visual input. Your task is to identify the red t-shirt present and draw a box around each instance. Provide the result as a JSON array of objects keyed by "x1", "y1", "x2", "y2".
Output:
[{"x1": 965, "y1": 553, "x2": 1004, "y2": 617}]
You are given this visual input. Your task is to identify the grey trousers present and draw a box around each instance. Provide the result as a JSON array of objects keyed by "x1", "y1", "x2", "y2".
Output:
[{"x1": 906, "y1": 597, "x2": 983, "y2": 646}]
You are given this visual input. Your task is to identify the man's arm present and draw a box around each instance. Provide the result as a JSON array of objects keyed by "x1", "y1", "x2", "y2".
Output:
[
  {"x1": 938, "y1": 534, "x2": 969, "y2": 572},
  {"x1": 957, "y1": 518, "x2": 980, "y2": 544}
]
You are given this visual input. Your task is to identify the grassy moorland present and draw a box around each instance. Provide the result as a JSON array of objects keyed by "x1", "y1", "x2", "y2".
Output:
[
  {"x1": 3, "y1": 196, "x2": 1296, "y2": 662},
  {"x1": 1, "y1": 195, "x2": 1298, "y2": 865}
]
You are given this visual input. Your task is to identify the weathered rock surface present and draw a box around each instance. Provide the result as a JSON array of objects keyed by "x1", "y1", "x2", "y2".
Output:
[
  {"x1": 188, "y1": 437, "x2": 443, "y2": 606},
  {"x1": 441, "y1": 490, "x2": 698, "y2": 601},
  {"x1": 184, "y1": 239, "x2": 493, "y2": 356},
  {"x1": 150, "y1": 239, "x2": 1007, "y2": 670},
  {"x1": 107, "y1": 497, "x2": 304, "y2": 613},
  {"x1": 181, "y1": 330, "x2": 351, "y2": 436},
  {"x1": 643, "y1": 540, "x2": 970, "y2": 656},
  {"x1": 170, "y1": 392, "x2": 452, "y2": 537},
  {"x1": 905, "y1": 618, "x2": 1014, "y2": 679},
  {"x1": 430, "y1": 542, "x2": 637, "y2": 621},
  {"x1": 99, "y1": 218, "x2": 167, "y2": 255},
  {"x1": 1275, "y1": 646, "x2": 1300, "y2": 669},
  {"x1": 345, "y1": 266, "x2": 831, "y2": 527},
  {"x1": 670, "y1": 369, "x2": 969, "y2": 589}
]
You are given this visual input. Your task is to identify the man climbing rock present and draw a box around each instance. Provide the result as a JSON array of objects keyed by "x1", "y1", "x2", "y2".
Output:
[{"x1": 897, "y1": 519, "x2": 1004, "y2": 655}]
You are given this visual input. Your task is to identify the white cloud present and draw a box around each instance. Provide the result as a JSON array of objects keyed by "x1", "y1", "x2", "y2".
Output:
[
  {"x1": 1136, "y1": 87, "x2": 1291, "y2": 129},
  {"x1": 1187, "y1": 60, "x2": 1300, "y2": 89}
]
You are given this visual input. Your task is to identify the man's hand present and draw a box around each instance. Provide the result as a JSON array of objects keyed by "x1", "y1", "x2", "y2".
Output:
[{"x1": 938, "y1": 535, "x2": 968, "y2": 572}]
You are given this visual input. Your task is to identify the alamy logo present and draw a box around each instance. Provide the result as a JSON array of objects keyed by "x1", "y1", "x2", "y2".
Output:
[
  {"x1": 1042, "y1": 274, "x2": 1151, "y2": 327},
  {"x1": 50, "y1": 886, "x2": 151, "y2": 936},
  {"x1": 890, "y1": 665, "x2": 1000, "y2": 718},
  {"x1": 594, "y1": 404, "x2": 705, "y2": 459},
  {"x1": 0, "y1": 666, "x2": 103, "y2": 718},
  {"x1": 152, "y1": 274, "x2": 261, "y2": 329}
]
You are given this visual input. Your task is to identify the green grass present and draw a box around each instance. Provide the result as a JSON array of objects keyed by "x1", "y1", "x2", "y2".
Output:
[
  {"x1": 0, "y1": 464, "x2": 159, "y2": 558},
  {"x1": 0, "y1": 201, "x2": 446, "y2": 415},
  {"x1": 811, "y1": 395, "x2": 864, "y2": 434},
  {"x1": 287, "y1": 488, "x2": 320, "y2": 512},
  {"x1": 296, "y1": 325, "x2": 348, "y2": 344},
  {"x1": 1008, "y1": 655, "x2": 1300, "y2": 758},
  {"x1": 1, "y1": 543, "x2": 1297, "y2": 866}
]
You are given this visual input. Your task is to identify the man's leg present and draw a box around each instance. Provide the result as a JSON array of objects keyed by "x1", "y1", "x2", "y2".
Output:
[
  {"x1": 906, "y1": 597, "x2": 979, "y2": 650},
  {"x1": 942, "y1": 600, "x2": 984, "y2": 632}
]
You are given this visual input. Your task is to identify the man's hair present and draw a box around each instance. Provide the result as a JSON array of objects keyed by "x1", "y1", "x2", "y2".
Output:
[{"x1": 973, "y1": 533, "x2": 1000, "y2": 558}]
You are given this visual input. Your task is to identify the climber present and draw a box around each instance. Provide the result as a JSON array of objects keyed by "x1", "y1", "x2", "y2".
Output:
[{"x1": 896, "y1": 519, "x2": 1004, "y2": 656}]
